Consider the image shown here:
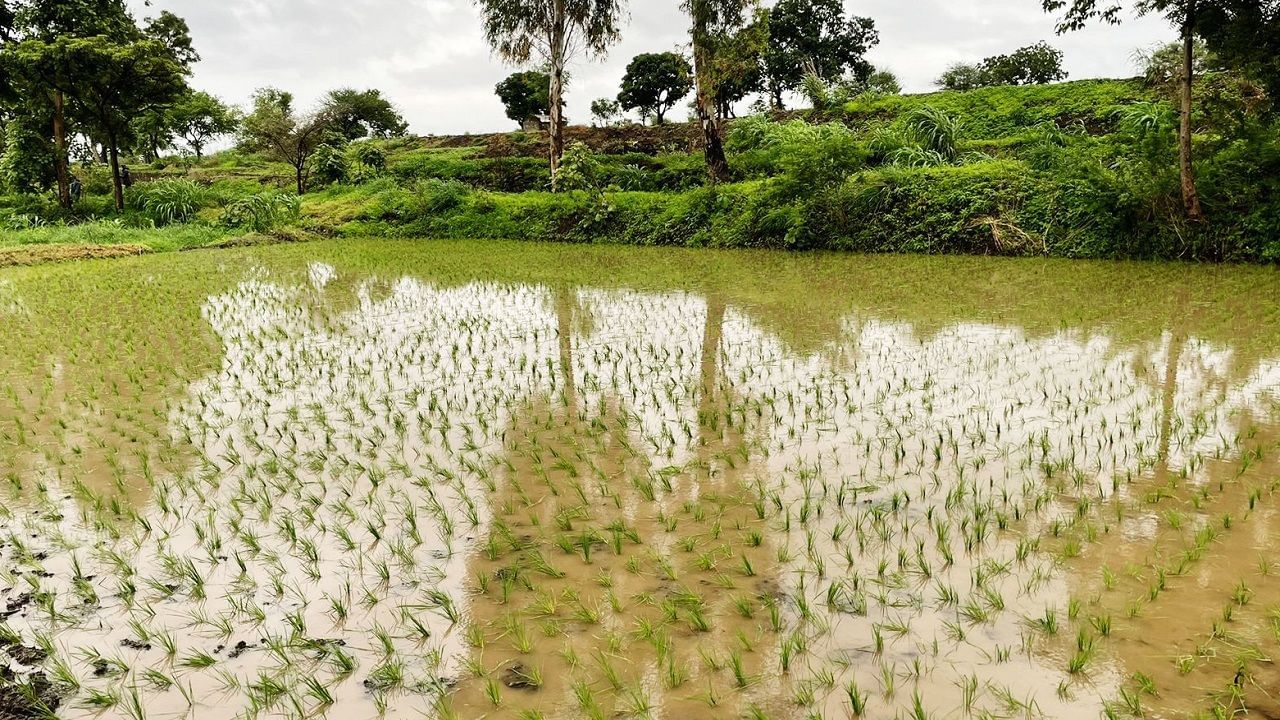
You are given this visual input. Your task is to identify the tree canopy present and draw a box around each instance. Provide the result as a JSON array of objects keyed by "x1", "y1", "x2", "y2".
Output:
[
  {"x1": 169, "y1": 90, "x2": 240, "y2": 158},
  {"x1": 239, "y1": 88, "x2": 332, "y2": 194},
  {"x1": 617, "y1": 52, "x2": 693, "y2": 124},
  {"x1": 764, "y1": 0, "x2": 878, "y2": 107},
  {"x1": 938, "y1": 42, "x2": 1067, "y2": 90},
  {"x1": 325, "y1": 88, "x2": 408, "y2": 140},
  {"x1": 495, "y1": 70, "x2": 551, "y2": 126}
]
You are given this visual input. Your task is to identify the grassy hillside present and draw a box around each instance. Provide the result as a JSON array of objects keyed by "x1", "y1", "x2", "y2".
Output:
[{"x1": 2, "y1": 78, "x2": 1278, "y2": 264}]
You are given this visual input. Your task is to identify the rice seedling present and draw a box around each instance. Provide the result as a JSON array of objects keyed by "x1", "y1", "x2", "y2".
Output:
[{"x1": 2, "y1": 242, "x2": 1278, "y2": 720}]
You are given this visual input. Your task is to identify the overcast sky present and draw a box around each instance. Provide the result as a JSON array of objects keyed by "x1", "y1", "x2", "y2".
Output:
[{"x1": 127, "y1": 0, "x2": 1177, "y2": 136}]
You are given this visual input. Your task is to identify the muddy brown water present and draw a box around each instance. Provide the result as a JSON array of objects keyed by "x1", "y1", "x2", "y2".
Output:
[{"x1": 1, "y1": 240, "x2": 1279, "y2": 719}]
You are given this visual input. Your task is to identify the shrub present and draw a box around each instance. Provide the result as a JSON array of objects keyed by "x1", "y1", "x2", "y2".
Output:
[
  {"x1": 220, "y1": 191, "x2": 301, "y2": 232},
  {"x1": 129, "y1": 179, "x2": 208, "y2": 225}
]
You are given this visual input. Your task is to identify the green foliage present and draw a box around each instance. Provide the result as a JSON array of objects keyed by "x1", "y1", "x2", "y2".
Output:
[
  {"x1": 220, "y1": 191, "x2": 301, "y2": 232},
  {"x1": 555, "y1": 142, "x2": 604, "y2": 193},
  {"x1": 938, "y1": 42, "x2": 1067, "y2": 90},
  {"x1": 618, "y1": 52, "x2": 694, "y2": 125},
  {"x1": 129, "y1": 178, "x2": 207, "y2": 225},
  {"x1": 239, "y1": 88, "x2": 332, "y2": 193},
  {"x1": 0, "y1": 112, "x2": 56, "y2": 193},
  {"x1": 981, "y1": 42, "x2": 1068, "y2": 86},
  {"x1": 325, "y1": 88, "x2": 408, "y2": 140},
  {"x1": 845, "y1": 80, "x2": 1151, "y2": 138},
  {"x1": 313, "y1": 141, "x2": 349, "y2": 186},
  {"x1": 495, "y1": 71, "x2": 551, "y2": 126},
  {"x1": 590, "y1": 98, "x2": 622, "y2": 126},
  {"x1": 764, "y1": 0, "x2": 878, "y2": 103},
  {"x1": 728, "y1": 117, "x2": 866, "y2": 185},
  {"x1": 168, "y1": 90, "x2": 241, "y2": 158}
]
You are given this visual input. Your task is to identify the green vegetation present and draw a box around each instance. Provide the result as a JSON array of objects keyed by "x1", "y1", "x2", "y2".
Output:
[{"x1": 1, "y1": 239, "x2": 1279, "y2": 719}]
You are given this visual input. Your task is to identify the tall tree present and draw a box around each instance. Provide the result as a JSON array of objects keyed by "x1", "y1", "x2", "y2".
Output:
[
  {"x1": 1043, "y1": 0, "x2": 1205, "y2": 221},
  {"x1": 682, "y1": 0, "x2": 752, "y2": 183},
  {"x1": 475, "y1": 0, "x2": 627, "y2": 187},
  {"x1": 495, "y1": 70, "x2": 551, "y2": 128},
  {"x1": 239, "y1": 88, "x2": 333, "y2": 194},
  {"x1": 60, "y1": 36, "x2": 187, "y2": 209},
  {"x1": 6, "y1": 0, "x2": 134, "y2": 208},
  {"x1": 617, "y1": 52, "x2": 693, "y2": 124},
  {"x1": 764, "y1": 0, "x2": 878, "y2": 109},
  {"x1": 325, "y1": 88, "x2": 408, "y2": 140},
  {"x1": 711, "y1": 10, "x2": 768, "y2": 118},
  {"x1": 169, "y1": 90, "x2": 239, "y2": 159}
]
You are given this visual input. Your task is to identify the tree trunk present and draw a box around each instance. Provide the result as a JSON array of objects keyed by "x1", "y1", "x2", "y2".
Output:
[
  {"x1": 52, "y1": 91, "x2": 71, "y2": 210},
  {"x1": 555, "y1": 285, "x2": 577, "y2": 414},
  {"x1": 194, "y1": 145, "x2": 203, "y2": 160},
  {"x1": 107, "y1": 137, "x2": 124, "y2": 212},
  {"x1": 1179, "y1": 11, "x2": 1205, "y2": 222},
  {"x1": 548, "y1": 0, "x2": 567, "y2": 190},
  {"x1": 692, "y1": 23, "x2": 731, "y2": 184},
  {"x1": 295, "y1": 164, "x2": 305, "y2": 195}
]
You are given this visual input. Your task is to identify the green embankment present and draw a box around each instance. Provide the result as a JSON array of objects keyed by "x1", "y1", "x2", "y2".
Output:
[{"x1": 2, "y1": 78, "x2": 1278, "y2": 265}]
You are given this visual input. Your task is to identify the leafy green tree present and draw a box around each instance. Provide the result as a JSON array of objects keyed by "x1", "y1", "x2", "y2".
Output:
[
  {"x1": 937, "y1": 62, "x2": 987, "y2": 91},
  {"x1": 938, "y1": 43, "x2": 1066, "y2": 90},
  {"x1": 4, "y1": 0, "x2": 136, "y2": 207},
  {"x1": 133, "y1": 104, "x2": 175, "y2": 162},
  {"x1": 981, "y1": 41, "x2": 1068, "y2": 85},
  {"x1": 682, "y1": 0, "x2": 753, "y2": 182},
  {"x1": 764, "y1": 0, "x2": 878, "y2": 108},
  {"x1": 1198, "y1": 1, "x2": 1280, "y2": 99},
  {"x1": 1136, "y1": 38, "x2": 1217, "y2": 87},
  {"x1": 239, "y1": 88, "x2": 333, "y2": 194},
  {"x1": 618, "y1": 52, "x2": 693, "y2": 124},
  {"x1": 864, "y1": 69, "x2": 901, "y2": 95},
  {"x1": 476, "y1": 0, "x2": 627, "y2": 187},
  {"x1": 142, "y1": 10, "x2": 199, "y2": 66},
  {"x1": 495, "y1": 70, "x2": 551, "y2": 127},
  {"x1": 169, "y1": 90, "x2": 240, "y2": 159},
  {"x1": 58, "y1": 35, "x2": 188, "y2": 209},
  {"x1": 711, "y1": 10, "x2": 768, "y2": 118},
  {"x1": 325, "y1": 88, "x2": 407, "y2": 140},
  {"x1": 1042, "y1": 0, "x2": 1205, "y2": 221},
  {"x1": 590, "y1": 97, "x2": 621, "y2": 126}
]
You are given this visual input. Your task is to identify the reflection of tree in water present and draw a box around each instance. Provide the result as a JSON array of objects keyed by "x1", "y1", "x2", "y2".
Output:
[{"x1": 451, "y1": 288, "x2": 792, "y2": 718}]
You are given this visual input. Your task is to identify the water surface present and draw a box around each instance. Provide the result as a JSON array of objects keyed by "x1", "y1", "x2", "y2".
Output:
[{"x1": 2, "y1": 239, "x2": 1279, "y2": 719}]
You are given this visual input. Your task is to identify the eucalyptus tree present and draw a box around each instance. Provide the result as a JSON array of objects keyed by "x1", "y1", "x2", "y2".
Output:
[
  {"x1": 682, "y1": 0, "x2": 753, "y2": 182},
  {"x1": 1043, "y1": 0, "x2": 1206, "y2": 221},
  {"x1": 476, "y1": 0, "x2": 627, "y2": 187}
]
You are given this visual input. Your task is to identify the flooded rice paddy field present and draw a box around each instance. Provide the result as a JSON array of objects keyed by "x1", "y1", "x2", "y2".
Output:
[{"x1": 1, "y1": 239, "x2": 1279, "y2": 720}]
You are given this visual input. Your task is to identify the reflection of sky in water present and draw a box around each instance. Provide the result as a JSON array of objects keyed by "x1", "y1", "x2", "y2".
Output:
[
  {"x1": 152, "y1": 270, "x2": 1280, "y2": 715},
  {"x1": 11, "y1": 263, "x2": 1278, "y2": 720}
]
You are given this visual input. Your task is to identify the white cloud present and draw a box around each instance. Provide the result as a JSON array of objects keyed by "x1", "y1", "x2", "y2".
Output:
[{"x1": 131, "y1": 0, "x2": 1180, "y2": 136}]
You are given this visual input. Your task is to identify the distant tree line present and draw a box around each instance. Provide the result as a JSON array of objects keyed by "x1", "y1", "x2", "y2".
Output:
[
  {"x1": 0, "y1": 0, "x2": 410, "y2": 207},
  {"x1": 486, "y1": 0, "x2": 893, "y2": 182}
]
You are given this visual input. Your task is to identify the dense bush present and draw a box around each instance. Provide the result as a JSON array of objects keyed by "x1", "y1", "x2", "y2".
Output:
[
  {"x1": 129, "y1": 179, "x2": 208, "y2": 225},
  {"x1": 220, "y1": 191, "x2": 302, "y2": 232}
]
